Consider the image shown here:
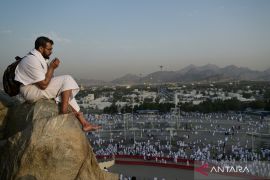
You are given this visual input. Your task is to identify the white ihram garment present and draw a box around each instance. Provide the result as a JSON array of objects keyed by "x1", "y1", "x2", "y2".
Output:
[{"x1": 15, "y1": 49, "x2": 80, "y2": 111}]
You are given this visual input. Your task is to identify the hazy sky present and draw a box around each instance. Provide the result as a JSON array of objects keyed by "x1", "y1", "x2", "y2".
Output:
[{"x1": 0, "y1": 0, "x2": 270, "y2": 81}]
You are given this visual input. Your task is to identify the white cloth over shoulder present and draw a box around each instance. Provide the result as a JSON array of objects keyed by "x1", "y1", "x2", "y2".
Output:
[
  {"x1": 15, "y1": 49, "x2": 49, "y2": 86},
  {"x1": 15, "y1": 49, "x2": 80, "y2": 112}
]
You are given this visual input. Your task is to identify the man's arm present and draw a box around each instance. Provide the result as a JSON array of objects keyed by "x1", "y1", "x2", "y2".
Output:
[{"x1": 35, "y1": 58, "x2": 60, "y2": 90}]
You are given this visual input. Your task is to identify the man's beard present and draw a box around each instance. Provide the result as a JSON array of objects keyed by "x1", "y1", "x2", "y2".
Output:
[{"x1": 42, "y1": 54, "x2": 50, "y2": 59}]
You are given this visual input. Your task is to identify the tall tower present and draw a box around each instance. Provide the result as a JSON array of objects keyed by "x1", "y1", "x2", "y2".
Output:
[{"x1": 157, "y1": 65, "x2": 164, "y2": 99}]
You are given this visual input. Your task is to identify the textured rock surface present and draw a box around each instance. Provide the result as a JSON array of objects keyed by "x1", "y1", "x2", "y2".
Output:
[
  {"x1": 0, "y1": 92, "x2": 118, "y2": 180},
  {"x1": 0, "y1": 91, "x2": 18, "y2": 140}
]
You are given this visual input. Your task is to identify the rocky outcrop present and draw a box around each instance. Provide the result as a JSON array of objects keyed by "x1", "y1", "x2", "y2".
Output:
[
  {"x1": 0, "y1": 92, "x2": 19, "y2": 140},
  {"x1": 0, "y1": 91, "x2": 118, "y2": 180}
]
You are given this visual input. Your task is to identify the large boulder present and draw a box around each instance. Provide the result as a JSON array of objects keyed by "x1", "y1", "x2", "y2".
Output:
[
  {"x1": 0, "y1": 92, "x2": 118, "y2": 180},
  {"x1": 0, "y1": 91, "x2": 18, "y2": 140}
]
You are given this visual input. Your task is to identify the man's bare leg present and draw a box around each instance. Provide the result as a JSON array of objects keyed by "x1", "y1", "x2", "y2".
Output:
[
  {"x1": 60, "y1": 89, "x2": 71, "y2": 114},
  {"x1": 60, "y1": 90, "x2": 101, "y2": 132}
]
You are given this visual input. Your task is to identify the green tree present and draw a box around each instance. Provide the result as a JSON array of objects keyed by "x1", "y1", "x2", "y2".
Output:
[{"x1": 242, "y1": 93, "x2": 252, "y2": 99}]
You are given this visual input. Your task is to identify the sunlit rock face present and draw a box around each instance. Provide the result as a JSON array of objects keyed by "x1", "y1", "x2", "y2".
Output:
[{"x1": 0, "y1": 92, "x2": 118, "y2": 180}]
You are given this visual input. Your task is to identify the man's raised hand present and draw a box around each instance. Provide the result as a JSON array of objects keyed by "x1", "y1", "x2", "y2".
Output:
[{"x1": 50, "y1": 58, "x2": 60, "y2": 69}]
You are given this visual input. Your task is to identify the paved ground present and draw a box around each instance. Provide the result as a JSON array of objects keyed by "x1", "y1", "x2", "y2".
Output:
[{"x1": 108, "y1": 164, "x2": 247, "y2": 180}]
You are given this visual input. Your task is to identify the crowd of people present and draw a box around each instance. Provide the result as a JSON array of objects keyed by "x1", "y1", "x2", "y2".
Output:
[{"x1": 86, "y1": 112, "x2": 270, "y2": 178}]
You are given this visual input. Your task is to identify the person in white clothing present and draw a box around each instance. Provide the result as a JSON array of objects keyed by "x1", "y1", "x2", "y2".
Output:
[{"x1": 15, "y1": 36, "x2": 101, "y2": 132}]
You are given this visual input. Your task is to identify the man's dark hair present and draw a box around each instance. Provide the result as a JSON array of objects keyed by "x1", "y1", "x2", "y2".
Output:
[{"x1": 35, "y1": 36, "x2": 54, "y2": 49}]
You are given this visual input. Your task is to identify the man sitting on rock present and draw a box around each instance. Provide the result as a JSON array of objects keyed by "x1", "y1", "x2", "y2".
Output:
[{"x1": 15, "y1": 36, "x2": 101, "y2": 132}]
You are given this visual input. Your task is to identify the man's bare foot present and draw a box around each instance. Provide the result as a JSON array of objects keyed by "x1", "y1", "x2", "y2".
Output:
[
  {"x1": 75, "y1": 112, "x2": 102, "y2": 132},
  {"x1": 83, "y1": 123, "x2": 102, "y2": 132}
]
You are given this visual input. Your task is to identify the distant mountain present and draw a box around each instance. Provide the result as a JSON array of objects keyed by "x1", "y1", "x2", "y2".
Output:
[
  {"x1": 75, "y1": 78, "x2": 107, "y2": 86},
  {"x1": 178, "y1": 64, "x2": 220, "y2": 82},
  {"x1": 109, "y1": 64, "x2": 270, "y2": 84},
  {"x1": 177, "y1": 64, "x2": 197, "y2": 74},
  {"x1": 256, "y1": 68, "x2": 270, "y2": 81},
  {"x1": 111, "y1": 74, "x2": 140, "y2": 84},
  {"x1": 177, "y1": 63, "x2": 219, "y2": 74},
  {"x1": 141, "y1": 71, "x2": 178, "y2": 83},
  {"x1": 264, "y1": 68, "x2": 270, "y2": 73}
]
